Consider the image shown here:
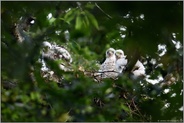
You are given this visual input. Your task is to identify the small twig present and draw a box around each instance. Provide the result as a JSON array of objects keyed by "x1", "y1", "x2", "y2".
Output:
[
  {"x1": 81, "y1": 69, "x2": 119, "y2": 82},
  {"x1": 95, "y1": 3, "x2": 112, "y2": 19},
  {"x1": 114, "y1": 84, "x2": 124, "y2": 90},
  {"x1": 126, "y1": 100, "x2": 144, "y2": 120},
  {"x1": 131, "y1": 97, "x2": 146, "y2": 120},
  {"x1": 84, "y1": 70, "x2": 119, "y2": 74}
]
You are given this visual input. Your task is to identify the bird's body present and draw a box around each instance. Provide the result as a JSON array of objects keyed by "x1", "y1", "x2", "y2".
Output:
[
  {"x1": 40, "y1": 41, "x2": 73, "y2": 83},
  {"x1": 40, "y1": 41, "x2": 73, "y2": 76},
  {"x1": 132, "y1": 60, "x2": 146, "y2": 77},
  {"x1": 42, "y1": 41, "x2": 55, "y2": 60},
  {"x1": 52, "y1": 45, "x2": 72, "y2": 63},
  {"x1": 115, "y1": 49, "x2": 128, "y2": 74},
  {"x1": 100, "y1": 53, "x2": 116, "y2": 72},
  {"x1": 94, "y1": 48, "x2": 118, "y2": 81}
]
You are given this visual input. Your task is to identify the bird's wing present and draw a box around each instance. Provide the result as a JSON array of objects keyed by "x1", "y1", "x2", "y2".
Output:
[
  {"x1": 100, "y1": 58, "x2": 109, "y2": 71},
  {"x1": 117, "y1": 58, "x2": 128, "y2": 66},
  {"x1": 134, "y1": 60, "x2": 145, "y2": 69},
  {"x1": 54, "y1": 47, "x2": 72, "y2": 63}
]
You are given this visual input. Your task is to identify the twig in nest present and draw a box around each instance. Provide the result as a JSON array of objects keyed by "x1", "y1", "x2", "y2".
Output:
[
  {"x1": 126, "y1": 102, "x2": 139, "y2": 117},
  {"x1": 94, "y1": 97, "x2": 105, "y2": 108},
  {"x1": 80, "y1": 69, "x2": 118, "y2": 82}
]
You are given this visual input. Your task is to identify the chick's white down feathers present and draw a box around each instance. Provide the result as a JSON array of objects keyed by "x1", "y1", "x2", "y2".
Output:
[
  {"x1": 132, "y1": 60, "x2": 145, "y2": 77},
  {"x1": 115, "y1": 49, "x2": 128, "y2": 74},
  {"x1": 100, "y1": 48, "x2": 116, "y2": 72},
  {"x1": 52, "y1": 45, "x2": 72, "y2": 63},
  {"x1": 40, "y1": 41, "x2": 72, "y2": 73},
  {"x1": 94, "y1": 48, "x2": 117, "y2": 80},
  {"x1": 43, "y1": 41, "x2": 52, "y2": 49}
]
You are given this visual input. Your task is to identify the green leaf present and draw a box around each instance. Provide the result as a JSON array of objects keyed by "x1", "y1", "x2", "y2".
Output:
[
  {"x1": 85, "y1": 10, "x2": 99, "y2": 30},
  {"x1": 84, "y1": 15, "x2": 90, "y2": 27},
  {"x1": 30, "y1": 92, "x2": 40, "y2": 101},
  {"x1": 120, "y1": 103, "x2": 130, "y2": 112},
  {"x1": 49, "y1": 17, "x2": 56, "y2": 25},
  {"x1": 64, "y1": 8, "x2": 77, "y2": 24},
  {"x1": 85, "y1": 2, "x2": 95, "y2": 9},
  {"x1": 75, "y1": 15, "x2": 83, "y2": 30}
]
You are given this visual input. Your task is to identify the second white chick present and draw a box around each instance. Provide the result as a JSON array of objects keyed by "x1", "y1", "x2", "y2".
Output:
[{"x1": 115, "y1": 49, "x2": 128, "y2": 74}]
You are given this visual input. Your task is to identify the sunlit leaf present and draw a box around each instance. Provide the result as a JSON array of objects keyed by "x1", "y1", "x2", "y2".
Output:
[
  {"x1": 120, "y1": 104, "x2": 130, "y2": 112},
  {"x1": 64, "y1": 8, "x2": 77, "y2": 24},
  {"x1": 57, "y1": 112, "x2": 71, "y2": 122},
  {"x1": 75, "y1": 15, "x2": 83, "y2": 30},
  {"x1": 49, "y1": 17, "x2": 56, "y2": 25}
]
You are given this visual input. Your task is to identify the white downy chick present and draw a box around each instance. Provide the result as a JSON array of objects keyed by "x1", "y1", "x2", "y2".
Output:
[
  {"x1": 53, "y1": 46, "x2": 72, "y2": 63},
  {"x1": 132, "y1": 60, "x2": 146, "y2": 77},
  {"x1": 94, "y1": 48, "x2": 117, "y2": 81},
  {"x1": 43, "y1": 41, "x2": 52, "y2": 50},
  {"x1": 40, "y1": 41, "x2": 52, "y2": 72},
  {"x1": 42, "y1": 41, "x2": 55, "y2": 60},
  {"x1": 115, "y1": 49, "x2": 128, "y2": 74}
]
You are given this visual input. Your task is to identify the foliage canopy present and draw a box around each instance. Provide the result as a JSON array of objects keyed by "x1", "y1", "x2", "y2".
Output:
[{"x1": 1, "y1": 1, "x2": 183, "y2": 122}]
